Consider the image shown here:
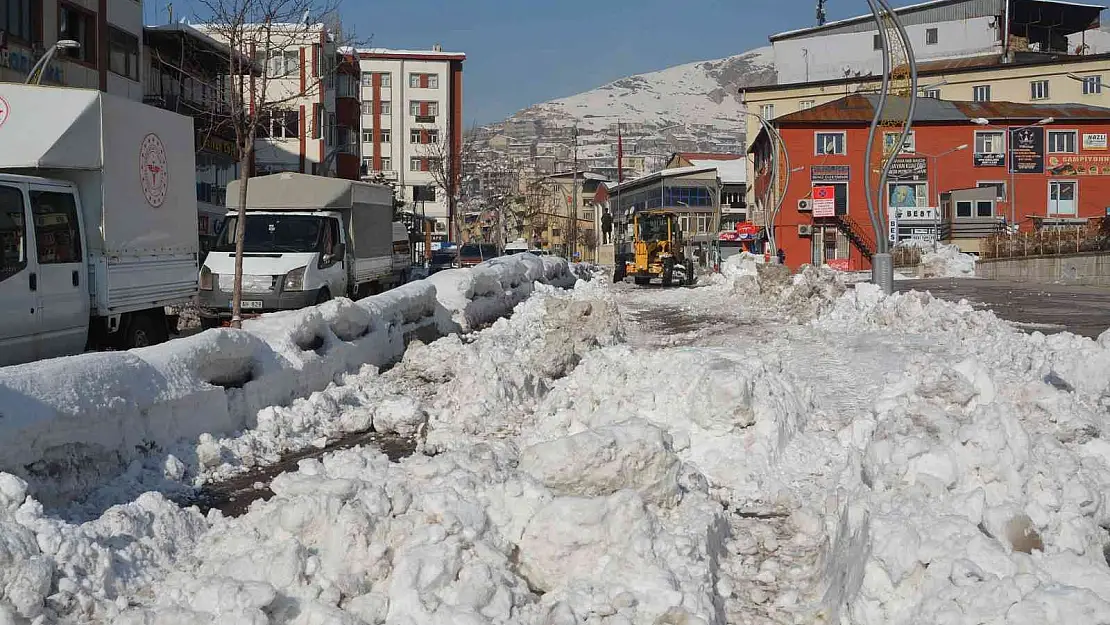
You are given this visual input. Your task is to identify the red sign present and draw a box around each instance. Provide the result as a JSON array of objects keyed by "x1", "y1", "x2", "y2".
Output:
[
  {"x1": 825, "y1": 258, "x2": 851, "y2": 271},
  {"x1": 718, "y1": 231, "x2": 739, "y2": 241},
  {"x1": 813, "y1": 185, "x2": 836, "y2": 217},
  {"x1": 734, "y1": 222, "x2": 760, "y2": 236}
]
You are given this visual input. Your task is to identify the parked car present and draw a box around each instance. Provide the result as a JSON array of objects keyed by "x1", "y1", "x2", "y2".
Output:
[
  {"x1": 427, "y1": 249, "x2": 458, "y2": 275},
  {"x1": 457, "y1": 243, "x2": 501, "y2": 267}
]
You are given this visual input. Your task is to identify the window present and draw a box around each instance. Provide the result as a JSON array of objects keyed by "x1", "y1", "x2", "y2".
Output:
[
  {"x1": 1030, "y1": 80, "x2": 1050, "y2": 100},
  {"x1": 409, "y1": 73, "x2": 439, "y2": 89},
  {"x1": 874, "y1": 34, "x2": 883, "y2": 50},
  {"x1": 59, "y1": 3, "x2": 97, "y2": 65},
  {"x1": 883, "y1": 131, "x2": 916, "y2": 153},
  {"x1": 29, "y1": 191, "x2": 82, "y2": 264},
  {"x1": 815, "y1": 132, "x2": 846, "y2": 155},
  {"x1": 257, "y1": 48, "x2": 298, "y2": 77},
  {"x1": 974, "y1": 131, "x2": 1005, "y2": 155},
  {"x1": 799, "y1": 100, "x2": 815, "y2": 110},
  {"x1": 259, "y1": 110, "x2": 299, "y2": 139},
  {"x1": 973, "y1": 85, "x2": 991, "y2": 102},
  {"x1": 410, "y1": 157, "x2": 424, "y2": 171},
  {"x1": 923, "y1": 89, "x2": 941, "y2": 99},
  {"x1": 1049, "y1": 180, "x2": 1077, "y2": 215},
  {"x1": 361, "y1": 72, "x2": 373, "y2": 87},
  {"x1": 926, "y1": 28, "x2": 938, "y2": 45},
  {"x1": 976, "y1": 200, "x2": 994, "y2": 218},
  {"x1": 409, "y1": 129, "x2": 439, "y2": 144},
  {"x1": 977, "y1": 181, "x2": 1007, "y2": 200},
  {"x1": 379, "y1": 129, "x2": 391, "y2": 143},
  {"x1": 379, "y1": 73, "x2": 392, "y2": 88},
  {"x1": 409, "y1": 101, "x2": 440, "y2": 117},
  {"x1": 1048, "y1": 131, "x2": 1077, "y2": 154},
  {"x1": 379, "y1": 101, "x2": 392, "y2": 115},
  {"x1": 361, "y1": 101, "x2": 374, "y2": 115},
  {"x1": 760, "y1": 104, "x2": 775, "y2": 120},
  {"x1": 1, "y1": 0, "x2": 36, "y2": 42},
  {"x1": 381, "y1": 157, "x2": 392, "y2": 171},
  {"x1": 0, "y1": 186, "x2": 27, "y2": 281},
  {"x1": 108, "y1": 27, "x2": 139, "y2": 81},
  {"x1": 362, "y1": 128, "x2": 374, "y2": 143},
  {"x1": 956, "y1": 201, "x2": 972, "y2": 218},
  {"x1": 1083, "y1": 76, "x2": 1102, "y2": 95}
]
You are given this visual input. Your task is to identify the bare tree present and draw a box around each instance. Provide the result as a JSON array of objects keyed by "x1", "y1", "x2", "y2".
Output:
[
  {"x1": 192, "y1": 0, "x2": 354, "y2": 327},
  {"x1": 420, "y1": 129, "x2": 477, "y2": 245}
]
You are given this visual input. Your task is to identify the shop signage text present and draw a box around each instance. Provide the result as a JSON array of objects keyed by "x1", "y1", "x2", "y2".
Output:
[
  {"x1": 0, "y1": 46, "x2": 63, "y2": 83},
  {"x1": 1009, "y1": 126, "x2": 1045, "y2": 174}
]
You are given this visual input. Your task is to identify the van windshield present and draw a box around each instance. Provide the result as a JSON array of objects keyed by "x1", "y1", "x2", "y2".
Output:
[{"x1": 214, "y1": 215, "x2": 330, "y2": 253}]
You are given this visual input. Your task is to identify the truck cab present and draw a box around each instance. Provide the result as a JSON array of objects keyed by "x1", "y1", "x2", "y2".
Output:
[
  {"x1": 0, "y1": 175, "x2": 91, "y2": 363},
  {"x1": 200, "y1": 210, "x2": 348, "y2": 318}
]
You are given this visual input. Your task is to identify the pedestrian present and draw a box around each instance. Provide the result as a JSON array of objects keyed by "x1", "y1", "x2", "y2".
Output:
[{"x1": 776, "y1": 247, "x2": 786, "y2": 265}]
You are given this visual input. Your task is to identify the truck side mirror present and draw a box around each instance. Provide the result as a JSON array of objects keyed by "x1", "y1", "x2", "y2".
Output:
[{"x1": 333, "y1": 242, "x2": 346, "y2": 259}]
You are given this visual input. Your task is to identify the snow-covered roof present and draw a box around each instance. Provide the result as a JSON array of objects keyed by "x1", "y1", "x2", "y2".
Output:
[
  {"x1": 604, "y1": 165, "x2": 718, "y2": 194},
  {"x1": 358, "y1": 47, "x2": 466, "y2": 60},
  {"x1": 688, "y1": 159, "x2": 746, "y2": 184}
]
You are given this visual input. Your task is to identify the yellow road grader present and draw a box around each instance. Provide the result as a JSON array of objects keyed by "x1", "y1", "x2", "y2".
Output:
[{"x1": 613, "y1": 209, "x2": 694, "y2": 287}]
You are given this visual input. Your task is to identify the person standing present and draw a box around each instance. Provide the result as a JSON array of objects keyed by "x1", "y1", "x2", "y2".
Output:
[
  {"x1": 776, "y1": 247, "x2": 786, "y2": 265},
  {"x1": 601, "y1": 211, "x2": 613, "y2": 245}
]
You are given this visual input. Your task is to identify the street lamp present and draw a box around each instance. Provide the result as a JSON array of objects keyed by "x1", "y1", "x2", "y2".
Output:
[
  {"x1": 25, "y1": 40, "x2": 80, "y2": 85},
  {"x1": 971, "y1": 116, "x2": 1054, "y2": 225},
  {"x1": 915, "y1": 144, "x2": 967, "y2": 246}
]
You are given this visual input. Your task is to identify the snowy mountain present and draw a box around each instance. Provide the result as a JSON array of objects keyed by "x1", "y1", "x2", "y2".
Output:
[{"x1": 510, "y1": 46, "x2": 776, "y2": 133}]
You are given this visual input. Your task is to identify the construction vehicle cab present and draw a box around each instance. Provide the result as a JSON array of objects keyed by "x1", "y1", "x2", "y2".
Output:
[{"x1": 615, "y1": 209, "x2": 693, "y2": 286}]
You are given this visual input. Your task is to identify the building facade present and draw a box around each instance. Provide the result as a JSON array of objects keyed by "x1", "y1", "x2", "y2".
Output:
[
  {"x1": 665, "y1": 152, "x2": 749, "y2": 232},
  {"x1": 357, "y1": 47, "x2": 465, "y2": 239},
  {"x1": 751, "y1": 95, "x2": 1110, "y2": 271},
  {"x1": 1, "y1": 0, "x2": 143, "y2": 99}
]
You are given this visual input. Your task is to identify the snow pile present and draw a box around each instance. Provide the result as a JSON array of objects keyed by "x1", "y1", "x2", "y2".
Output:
[
  {"x1": 919, "y1": 243, "x2": 978, "y2": 278},
  {"x1": 714, "y1": 254, "x2": 847, "y2": 323},
  {"x1": 0, "y1": 256, "x2": 579, "y2": 506},
  {"x1": 814, "y1": 282, "x2": 1003, "y2": 336}
]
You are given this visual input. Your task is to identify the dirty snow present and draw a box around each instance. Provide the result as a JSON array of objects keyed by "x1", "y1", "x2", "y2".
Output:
[{"x1": 3, "y1": 256, "x2": 1110, "y2": 624}]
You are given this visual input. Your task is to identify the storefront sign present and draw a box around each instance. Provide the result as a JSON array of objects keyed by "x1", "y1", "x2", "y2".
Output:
[
  {"x1": 825, "y1": 258, "x2": 851, "y2": 271},
  {"x1": 893, "y1": 206, "x2": 939, "y2": 221},
  {"x1": 1009, "y1": 127, "x2": 1045, "y2": 174},
  {"x1": 973, "y1": 152, "x2": 1005, "y2": 167},
  {"x1": 201, "y1": 133, "x2": 239, "y2": 159},
  {"x1": 1047, "y1": 154, "x2": 1110, "y2": 176},
  {"x1": 718, "y1": 231, "x2": 739, "y2": 241},
  {"x1": 813, "y1": 186, "x2": 836, "y2": 217},
  {"x1": 0, "y1": 46, "x2": 63, "y2": 83},
  {"x1": 810, "y1": 165, "x2": 850, "y2": 182},
  {"x1": 1083, "y1": 133, "x2": 1108, "y2": 151},
  {"x1": 887, "y1": 157, "x2": 928, "y2": 182}
]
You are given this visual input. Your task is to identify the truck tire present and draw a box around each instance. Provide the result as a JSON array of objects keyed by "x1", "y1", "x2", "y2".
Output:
[
  {"x1": 315, "y1": 288, "x2": 332, "y2": 305},
  {"x1": 662, "y1": 259, "x2": 675, "y2": 287},
  {"x1": 122, "y1": 312, "x2": 168, "y2": 349}
]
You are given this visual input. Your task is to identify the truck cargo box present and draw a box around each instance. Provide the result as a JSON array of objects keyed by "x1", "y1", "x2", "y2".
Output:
[{"x1": 0, "y1": 84, "x2": 199, "y2": 315}]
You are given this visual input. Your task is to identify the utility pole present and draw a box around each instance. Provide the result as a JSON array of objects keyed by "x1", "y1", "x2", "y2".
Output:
[{"x1": 570, "y1": 124, "x2": 579, "y2": 260}]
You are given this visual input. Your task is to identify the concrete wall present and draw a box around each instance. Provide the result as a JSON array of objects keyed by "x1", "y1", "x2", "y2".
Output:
[{"x1": 976, "y1": 252, "x2": 1110, "y2": 286}]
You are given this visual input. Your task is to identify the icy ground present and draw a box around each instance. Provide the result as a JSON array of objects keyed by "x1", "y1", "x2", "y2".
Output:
[{"x1": 5, "y1": 259, "x2": 1110, "y2": 624}]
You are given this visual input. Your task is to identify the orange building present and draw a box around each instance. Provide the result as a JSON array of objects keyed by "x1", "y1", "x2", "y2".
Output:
[{"x1": 751, "y1": 95, "x2": 1110, "y2": 271}]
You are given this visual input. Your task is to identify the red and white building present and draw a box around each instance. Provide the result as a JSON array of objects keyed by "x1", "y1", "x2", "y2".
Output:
[
  {"x1": 357, "y1": 47, "x2": 465, "y2": 237},
  {"x1": 751, "y1": 94, "x2": 1110, "y2": 271}
]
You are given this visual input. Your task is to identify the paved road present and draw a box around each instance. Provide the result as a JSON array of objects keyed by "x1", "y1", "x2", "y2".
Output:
[{"x1": 897, "y1": 278, "x2": 1110, "y2": 339}]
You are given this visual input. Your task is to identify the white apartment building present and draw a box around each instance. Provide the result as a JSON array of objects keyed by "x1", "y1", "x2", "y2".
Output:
[
  {"x1": 771, "y1": 0, "x2": 1103, "y2": 84},
  {"x1": 198, "y1": 23, "x2": 361, "y2": 180},
  {"x1": 1, "y1": 0, "x2": 142, "y2": 99},
  {"x1": 358, "y1": 47, "x2": 465, "y2": 235}
]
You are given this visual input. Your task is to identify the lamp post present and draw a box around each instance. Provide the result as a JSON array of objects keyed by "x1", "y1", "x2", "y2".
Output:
[
  {"x1": 917, "y1": 143, "x2": 968, "y2": 244},
  {"x1": 971, "y1": 116, "x2": 1054, "y2": 227},
  {"x1": 25, "y1": 40, "x2": 80, "y2": 85}
]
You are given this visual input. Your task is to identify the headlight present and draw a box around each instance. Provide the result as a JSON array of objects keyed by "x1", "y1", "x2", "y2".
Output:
[
  {"x1": 283, "y1": 266, "x2": 307, "y2": 291},
  {"x1": 199, "y1": 266, "x2": 214, "y2": 291}
]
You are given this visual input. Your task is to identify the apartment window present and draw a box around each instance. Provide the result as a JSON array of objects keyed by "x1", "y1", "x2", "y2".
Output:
[
  {"x1": 362, "y1": 128, "x2": 374, "y2": 143},
  {"x1": 409, "y1": 129, "x2": 421, "y2": 143},
  {"x1": 379, "y1": 101, "x2": 392, "y2": 115},
  {"x1": 410, "y1": 157, "x2": 424, "y2": 171},
  {"x1": 361, "y1": 72, "x2": 373, "y2": 86},
  {"x1": 883, "y1": 131, "x2": 915, "y2": 154},
  {"x1": 361, "y1": 156, "x2": 373, "y2": 172},
  {"x1": 975, "y1": 131, "x2": 1005, "y2": 155},
  {"x1": 379, "y1": 73, "x2": 392, "y2": 88},
  {"x1": 379, "y1": 129, "x2": 391, "y2": 143},
  {"x1": 799, "y1": 100, "x2": 815, "y2": 110},
  {"x1": 257, "y1": 48, "x2": 298, "y2": 77},
  {"x1": 258, "y1": 110, "x2": 299, "y2": 139},
  {"x1": 1083, "y1": 76, "x2": 1102, "y2": 95},
  {"x1": 815, "y1": 132, "x2": 846, "y2": 155},
  {"x1": 381, "y1": 157, "x2": 392, "y2": 171},
  {"x1": 760, "y1": 104, "x2": 775, "y2": 120},
  {"x1": 409, "y1": 73, "x2": 439, "y2": 89},
  {"x1": 427, "y1": 129, "x2": 439, "y2": 143},
  {"x1": 973, "y1": 85, "x2": 991, "y2": 102},
  {"x1": 1, "y1": 0, "x2": 37, "y2": 42},
  {"x1": 1030, "y1": 80, "x2": 1050, "y2": 100},
  {"x1": 1048, "y1": 130, "x2": 1078, "y2": 154},
  {"x1": 926, "y1": 28, "x2": 938, "y2": 45},
  {"x1": 409, "y1": 101, "x2": 440, "y2": 117},
  {"x1": 361, "y1": 101, "x2": 373, "y2": 115},
  {"x1": 923, "y1": 89, "x2": 941, "y2": 99},
  {"x1": 977, "y1": 181, "x2": 1007, "y2": 200},
  {"x1": 956, "y1": 200, "x2": 972, "y2": 218},
  {"x1": 107, "y1": 27, "x2": 139, "y2": 81},
  {"x1": 59, "y1": 3, "x2": 97, "y2": 65},
  {"x1": 873, "y1": 34, "x2": 883, "y2": 50}
]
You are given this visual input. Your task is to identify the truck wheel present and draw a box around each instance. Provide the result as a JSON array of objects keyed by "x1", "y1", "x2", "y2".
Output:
[
  {"x1": 315, "y1": 288, "x2": 332, "y2": 305},
  {"x1": 123, "y1": 313, "x2": 167, "y2": 349}
]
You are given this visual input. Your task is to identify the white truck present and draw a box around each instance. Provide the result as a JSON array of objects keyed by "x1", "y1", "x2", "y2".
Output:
[
  {"x1": 198, "y1": 172, "x2": 410, "y2": 324},
  {"x1": 0, "y1": 84, "x2": 199, "y2": 366}
]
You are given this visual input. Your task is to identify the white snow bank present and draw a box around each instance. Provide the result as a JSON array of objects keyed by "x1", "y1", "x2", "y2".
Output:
[
  {"x1": 916, "y1": 242, "x2": 978, "y2": 278},
  {"x1": 0, "y1": 256, "x2": 579, "y2": 505}
]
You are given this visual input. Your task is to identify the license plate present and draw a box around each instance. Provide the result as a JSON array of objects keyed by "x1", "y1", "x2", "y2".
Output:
[{"x1": 241, "y1": 300, "x2": 263, "y2": 310}]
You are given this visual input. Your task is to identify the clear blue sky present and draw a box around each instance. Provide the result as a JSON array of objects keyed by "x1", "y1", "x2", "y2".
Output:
[{"x1": 153, "y1": 0, "x2": 919, "y2": 125}]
